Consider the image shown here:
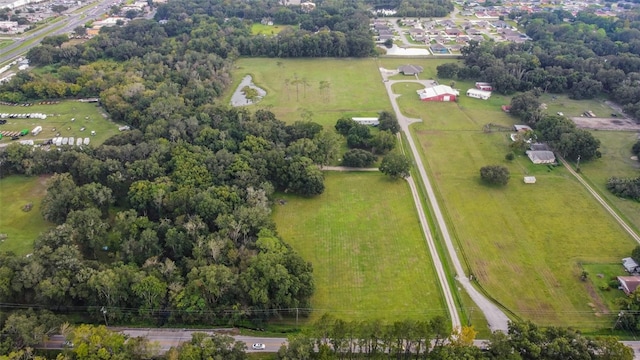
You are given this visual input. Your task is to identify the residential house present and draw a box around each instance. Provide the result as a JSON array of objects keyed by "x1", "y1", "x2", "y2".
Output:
[
  {"x1": 526, "y1": 150, "x2": 556, "y2": 164},
  {"x1": 445, "y1": 28, "x2": 463, "y2": 36},
  {"x1": 618, "y1": 276, "x2": 640, "y2": 295},
  {"x1": 398, "y1": 64, "x2": 424, "y2": 76},
  {"x1": 430, "y1": 43, "x2": 448, "y2": 54}
]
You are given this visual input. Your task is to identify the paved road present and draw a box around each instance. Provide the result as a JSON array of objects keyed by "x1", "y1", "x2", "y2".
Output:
[
  {"x1": 0, "y1": 0, "x2": 114, "y2": 66},
  {"x1": 559, "y1": 157, "x2": 640, "y2": 244},
  {"x1": 43, "y1": 328, "x2": 640, "y2": 359},
  {"x1": 379, "y1": 67, "x2": 511, "y2": 332}
]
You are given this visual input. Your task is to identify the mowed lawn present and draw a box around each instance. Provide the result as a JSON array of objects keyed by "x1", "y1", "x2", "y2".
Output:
[
  {"x1": 0, "y1": 101, "x2": 121, "y2": 146},
  {"x1": 272, "y1": 172, "x2": 446, "y2": 322},
  {"x1": 398, "y1": 89, "x2": 636, "y2": 329},
  {"x1": 226, "y1": 58, "x2": 392, "y2": 127},
  {"x1": 578, "y1": 131, "x2": 640, "y2": 233},
  {"x1": 0, "y1": 175, "x2": 53, "y2": 255}
]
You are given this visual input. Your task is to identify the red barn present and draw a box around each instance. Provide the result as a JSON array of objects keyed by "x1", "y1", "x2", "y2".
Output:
[{"x1": 417, "y1": 85, "x2": 459, "y2": 102}]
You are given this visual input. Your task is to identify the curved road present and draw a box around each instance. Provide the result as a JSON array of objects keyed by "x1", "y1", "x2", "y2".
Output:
[{"x1": 379, "y1": 67, "x2": 511, "y2": 332}]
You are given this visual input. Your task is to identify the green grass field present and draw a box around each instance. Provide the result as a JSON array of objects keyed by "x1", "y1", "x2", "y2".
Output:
[
  {"x1": 574, "y1": 131, "x2": 640, "y2": 234},
  {"x1": 226, "y1": 58, "x2": 393, "y2": 128},
  {"x1": 0, "y1": 175, "x2": 53, "y2": 255},
  {"x1": 272, "y1": 172, "x2": 447, "y2": 323},
  {"x1": 250, "y1": 23, "x2": 292, "y2": 36},
  {"x1": 0, "y1": 101, "x2": 121, "y2": 146},
  {"x1": 378, "y1": 58, "x2": 460, "y2": 81},
  {"x1": 399, "y1": 87, "x2": 637, "y2": 330},
  {"x1": 581, "y1": 263, "x2": 627, "y2": 313}
]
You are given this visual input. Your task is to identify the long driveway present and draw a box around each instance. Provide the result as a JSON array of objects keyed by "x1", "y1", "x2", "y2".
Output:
[{"x1": 379, "y1": 67, "x2": 511, "y2": 332}]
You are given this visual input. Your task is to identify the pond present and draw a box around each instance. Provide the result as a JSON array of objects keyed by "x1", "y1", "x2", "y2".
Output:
[{"x1": 230, "y1": 75, "x2": 267, "y2": 107}]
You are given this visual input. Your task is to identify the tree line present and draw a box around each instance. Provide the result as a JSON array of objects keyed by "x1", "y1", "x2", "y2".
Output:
[{"x1": 276, "y1": 315, "x2": 632, "y2": 359}]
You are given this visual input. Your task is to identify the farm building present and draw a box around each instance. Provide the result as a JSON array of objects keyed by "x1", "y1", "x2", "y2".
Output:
[
  {"x1": 417, "y1": 85, "x2": 459, "y2": 102},
  {"x1": 475, "y1": 82, "x2": 493, "y2": 91},
  {"x1": 398, "y1": 64, "x2": 423, "y2": 76},
  {"x1": 466, "y1": 88, "x2": 492, "y2": 100},
  {"x1": 623, "y1": 257, "x2": 640, "y2": 273},
  {"x1": 618, "y1": 276, "x2": 640, "y2": 295},
  {"x1": 526, "y1": 150, "x2": 556, "y2": 164},
  {"x1": 352, "y1": 117, "x2": 380, "y2": 126}
]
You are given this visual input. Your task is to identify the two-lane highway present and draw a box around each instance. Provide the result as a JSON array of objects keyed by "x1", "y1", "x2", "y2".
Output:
[{"x1": 0, "y1": 0, "x2": 116, "y2": 66}]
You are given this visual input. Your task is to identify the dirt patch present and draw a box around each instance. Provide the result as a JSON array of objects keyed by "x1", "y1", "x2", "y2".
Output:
[
  {"x1": 585, "y1": 281, "x2": 610, "y2": 315},
  {"x1": 571, "y1": 116, "x2": 640, "y2": 131}
]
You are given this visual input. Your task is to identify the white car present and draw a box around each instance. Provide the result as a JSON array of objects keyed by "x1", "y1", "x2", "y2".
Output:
[{"x1": 252, "y1": 343, "x2": 266, "y2": 350}]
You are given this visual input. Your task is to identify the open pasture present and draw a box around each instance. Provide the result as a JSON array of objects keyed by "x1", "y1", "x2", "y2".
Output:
[
  {"x1": 0, "y1": 175, "x2": 52, "y2": 255},
  {"x1": 0, "y1": 101, "x2": 120, "y2": 145},
  {"x1": 227, "y1": 58, "x2": 392, "y2": 128},
  {"x1": 399, "y1": 88, "x2": 636, "y2": 330},
  {"x1": 250, "y1": 23, "x2": 292, "y2": 36},
  {"x1": 578, "y1": 131, "x2": 640, "y2": 234},
  {"x1": 272, "y1": 172, "x2": 447, "y2": 322}
]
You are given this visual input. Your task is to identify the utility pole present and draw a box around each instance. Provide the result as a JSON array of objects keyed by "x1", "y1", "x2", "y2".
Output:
[
  {"x1": 576, "y1": 155, "x2": 581, "y2": 172},
  {"x1": 101, "y1": 307, "x2": 108, "y2": 326},
  {"x1": 295, "y1": 308, "x2": 299, "y2": 327}
]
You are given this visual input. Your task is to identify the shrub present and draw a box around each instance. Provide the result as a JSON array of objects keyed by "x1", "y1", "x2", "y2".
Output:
[
  {"x1": 480, "y1": 165, "x2": 510, "y2": 186},
  {"x1": 505, "y1": 152, "x2": 515, "y2": 161}
]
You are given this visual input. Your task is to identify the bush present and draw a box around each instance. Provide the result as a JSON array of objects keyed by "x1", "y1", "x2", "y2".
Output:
[
  {"x1": 480, "y1": 165, "x2": 510, "y2": 186},
  {"x1": 505, "y1": 152, "x2": 515, "y2": 161},
  {"x1": 342, "y1": 149, "x2": 376, "y2": 167}
]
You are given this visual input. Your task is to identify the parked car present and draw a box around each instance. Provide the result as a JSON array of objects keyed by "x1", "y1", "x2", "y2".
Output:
[{"x1": 252, "y1": 343, "x2": 266, "y2": 350}]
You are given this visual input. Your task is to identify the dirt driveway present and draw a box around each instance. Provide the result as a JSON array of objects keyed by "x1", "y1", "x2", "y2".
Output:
[{"x1": 571, "y1": 116, "x2": 640, "y2": 131}]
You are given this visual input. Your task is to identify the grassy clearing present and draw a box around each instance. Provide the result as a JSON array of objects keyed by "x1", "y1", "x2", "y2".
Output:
[
  {"x1": 581, "y1": 263, "x2": 627, "y2": 312},
  {"x1": 226, "y1": 58, "x2": 392, "y2": 128},
  {"x1": 0, "y1": 40, "x2": 12, "y2": 50},
  {"x1": 575, "y1": 131, "x2": 640, "y2": 234},
  {"x1": 250, "y1": 23, "x2": 292, "y2": 36},
  {"x1": 0, "y1": 101, "x2": 121, "y2": 145},
  {"x1": 538, "y1": 93, "x2": 615, "y2": 118},
  {"x1": 400, "y1": 86, "x2": 636, "y2": 330},
  {"x1": 0, "y1": 175, "x2": 52, "y2": 255},
  {"x1": 272, "y1": 172, "x2": 446, "y2": 323}
]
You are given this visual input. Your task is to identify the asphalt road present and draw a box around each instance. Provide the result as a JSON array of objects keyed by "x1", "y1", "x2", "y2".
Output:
[
  {"x1": 379, "y1": 66, "x2": 511, "y2": 332},
  {"x1": 42, "y1": 328, "x2": 640, "y2": 359},
  {"x1": 0, "y1": 0, "x2": 115, "y2": 66}
]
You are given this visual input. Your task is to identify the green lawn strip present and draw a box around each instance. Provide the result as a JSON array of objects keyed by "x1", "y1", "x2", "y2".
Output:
[
  {"x1": 0, "y1": 40, "x2": 12, "y2": 50},
  {"x1": 272, "y1": 171, "x2": 446, "y2": 323},
  {"x1": 578, "y1": 131, "x2": 640, "y2": 235},
  {"x1": 538, "y1": 94, "x2": 615, "y2": 118},
  {"x1": 0, "y1": 101, "x2": 121, "y2": 146},
  {"x1": 226, "y1": 58, "x2": 393, "y2": 128},
  {"x1": 403, "y1": 93, "x2": 635, "y2": 330},
  {"x1": 0, "y1": 175, "x2": 53, "y2": 255}
]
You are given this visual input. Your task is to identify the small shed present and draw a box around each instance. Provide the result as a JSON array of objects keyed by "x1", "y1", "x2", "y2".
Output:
[
  {"x1": 530, "y1": 143, "x2": 550, "y2": 151},
  {"x1": 31, "y1": 126, "x2": 42, "y2": 136},
  {"x1": 526, "y1": 150, "x2": 556, "y2": 164},
  {"x1": 618, "y1": 276, "x2": 640, "y2": 295},
  {"x1": 524, "y1": 176, "x2": 536, "y2": 184},
  {"x1": 623, "y1": 257, "x2": 640, "y2": 273}
]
